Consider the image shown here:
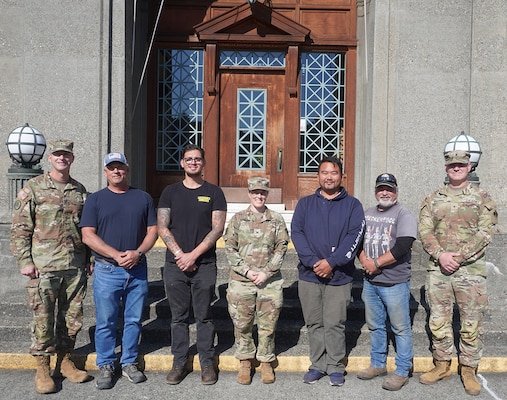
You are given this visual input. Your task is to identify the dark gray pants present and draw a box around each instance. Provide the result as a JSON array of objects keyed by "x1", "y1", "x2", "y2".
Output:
[{"x1": 298, "y1": 280, "x2": 351, "y2": 374}]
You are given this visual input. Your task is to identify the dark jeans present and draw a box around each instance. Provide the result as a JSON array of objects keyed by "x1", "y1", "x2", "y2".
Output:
[{"x1": 163, "y1": 261, "x2": 217, "y2": 367}]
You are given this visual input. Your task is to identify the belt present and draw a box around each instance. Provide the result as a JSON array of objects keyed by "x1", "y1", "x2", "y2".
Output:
[
  {"x1": 367, "y1": 280, "x2": 395, "y2": 287},
  {"x1": 94, "y1": 257, "x2": 118, "y2": 266}
]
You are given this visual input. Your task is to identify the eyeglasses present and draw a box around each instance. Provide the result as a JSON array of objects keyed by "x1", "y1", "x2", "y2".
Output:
[
  {"x1": 106, "y1": 163, "x2": 127, "y2": 171},
  {"x1": 184, "y1": 157, "x2": 203, "y2": 164}
]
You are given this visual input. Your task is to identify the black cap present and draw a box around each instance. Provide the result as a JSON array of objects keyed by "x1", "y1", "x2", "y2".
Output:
[{"x1": 375, "y1": 173, "x2": 397, "y2": 188}]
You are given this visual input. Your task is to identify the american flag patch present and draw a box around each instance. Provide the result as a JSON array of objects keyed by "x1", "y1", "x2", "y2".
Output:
[{"x1": 18, "y1": 189, "x2": 29, "y2": 201}]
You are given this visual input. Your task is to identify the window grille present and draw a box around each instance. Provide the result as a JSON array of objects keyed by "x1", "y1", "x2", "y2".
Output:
[
  {"x1": 156, "y1": 49, "x2": 204, "y2": 171},
  {"x1": 236, "y1": 89, "x2": 267, "y2": 170},
  {"x1": 220, "y1": 50, "x2": 285, "y2": 67},
  {"x1": 299, "y1": 52, "x2": 346, "y2": 173}
]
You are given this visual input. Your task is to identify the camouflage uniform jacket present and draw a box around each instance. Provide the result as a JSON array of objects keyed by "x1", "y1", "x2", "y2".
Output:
[
  {"x1": 10, "y1": 172, "x2": 88, "y2": 272},
  {"x1": 224, "y1": 207, "x2": 289, "y2": 282},
  {"x1": 418, "y1": 182, "x2": 497, "y2": 275}
]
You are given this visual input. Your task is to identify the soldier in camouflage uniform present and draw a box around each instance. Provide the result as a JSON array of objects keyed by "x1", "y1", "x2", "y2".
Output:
[
  {"x1": 10, "y1": 140, "x2": 91, "y2": 394},
  {"x1": 418, "y1": 150, "x2": 497, "y2": 396},
  {"x1": 224, "y1": 177, "x2": 289, "y2": 385}
]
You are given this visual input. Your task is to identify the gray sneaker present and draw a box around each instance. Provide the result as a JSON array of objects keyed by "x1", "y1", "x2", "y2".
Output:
[
  {"x1": 96, "y1": 364, "x2": 115, "y2": 390},
  {"x1": 122, "y1": 363, "x2": 147, "y2": 384}
]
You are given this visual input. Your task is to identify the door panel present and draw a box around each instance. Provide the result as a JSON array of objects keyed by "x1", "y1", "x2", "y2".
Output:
[{"x1": 219, "y1": 71, "x2": 285, "y2": 190}]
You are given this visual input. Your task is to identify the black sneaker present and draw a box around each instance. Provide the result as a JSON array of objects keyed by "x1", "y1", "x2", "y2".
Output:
[
  {"x1": 201, "y1": 365, "x2": 218, "y2": 385},
  {"x1": 166, "y1": 366, "x2": 189, "y2": 385},
  {"x1": 122, "y1": 363, "x2": 147, "y2": 384},
  {"x1": 96, "y1": 364, "x2": 114, "y2": 390}
]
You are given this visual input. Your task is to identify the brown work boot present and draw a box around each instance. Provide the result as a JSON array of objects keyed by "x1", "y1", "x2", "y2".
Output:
[
  {"x1": 237, "y1": 360, "x2": 252, "y2": 385},
  {"x1": 382, "y1": 374, "x2": 409, "y2": 391},
  {"x1": 201, "y1": 365, "x2": 218, "y2": 385},
  {"x1": 460, "y1": 365, "x2": 481, "y2": 396},
  {"x1": 260, "y1": 362, "x2": 275, "y2": 384},
  {"x1": 166, "y1": 365, "x2": 189, "y2": 385},
  {"x1": 357, "y1": 365, "x2": 387, "y2": 380},
  {"x1": 34, "y1": 355, "x2": 56, "y2": 394},
  {"x1": 419, "y1": 360, "x2": 452, "y2": 385},
  {"x1": 56, "y1": 353, "x2": 90, "y2": 383}
]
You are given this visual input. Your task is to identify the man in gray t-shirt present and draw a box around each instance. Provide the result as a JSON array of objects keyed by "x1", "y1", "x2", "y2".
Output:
[{"x1": 357, "y1": 173, "x2": 418, "y2": 391}]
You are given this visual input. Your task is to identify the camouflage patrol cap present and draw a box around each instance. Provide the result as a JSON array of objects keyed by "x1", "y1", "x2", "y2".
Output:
[
  {"x1": 49, "y1": 139, "x2": 74, "y2": 154},
  {"x1": 248, "y1": 177, "x2": 270, "y2": 192},
  {"x1": 444, "y1": 150, "x2": 470, "y2": 165}
]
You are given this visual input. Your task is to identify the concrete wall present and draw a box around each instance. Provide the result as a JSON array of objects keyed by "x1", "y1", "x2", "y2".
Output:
[
  {"x1": 0, "y1": 0, "x2": 130, "y2": 223},
  {"x1": 0, "y1": 0, "x2": 505, "y2": 233},
  {"x1": 356, "y1": 0, "x2": 507, "y2": 232}
]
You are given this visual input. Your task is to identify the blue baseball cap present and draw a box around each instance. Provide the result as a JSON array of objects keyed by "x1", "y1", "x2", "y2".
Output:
[{"x1": 104, "y1": 152, "x2": 128, "y2": 166}]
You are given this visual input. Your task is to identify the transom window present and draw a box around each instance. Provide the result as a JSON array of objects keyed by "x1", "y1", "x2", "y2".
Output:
[
  {"x1": 220, "y1": 50, "x2": 286, "y2": 67},
  {"x1": 299, "y1": 52, "x2": 346, "y2": 173}
]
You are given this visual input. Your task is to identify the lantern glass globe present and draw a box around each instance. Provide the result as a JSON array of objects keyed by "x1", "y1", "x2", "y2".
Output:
[{"x1": 6, "y1": 124, "x2": 46, "y2": 168}]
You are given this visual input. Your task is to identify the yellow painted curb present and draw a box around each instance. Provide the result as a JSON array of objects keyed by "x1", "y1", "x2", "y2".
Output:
[{"x1": 1, "y1": 354, "x2": 506, "y2": 373}]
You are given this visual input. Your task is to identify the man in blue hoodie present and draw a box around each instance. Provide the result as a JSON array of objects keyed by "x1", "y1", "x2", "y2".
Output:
[{"x1": 291, "y1": 156, "x2": 365, "y2": 387}]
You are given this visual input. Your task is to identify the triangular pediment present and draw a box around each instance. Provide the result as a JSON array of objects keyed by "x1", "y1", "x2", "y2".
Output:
[{"x1": 195, "y1": 2, "x2": 310, "y2": 44}]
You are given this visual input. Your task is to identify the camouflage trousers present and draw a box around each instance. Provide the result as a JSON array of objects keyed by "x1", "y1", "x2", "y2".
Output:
[
  {"x1": 226, "y1": 278, "x2": 284, "y2": 362},
  {"x1": 425, "y1": 270, "x2": 488, "y2": 367},
  {"x1": 26, "y1": 268, "x2": 87, "y2": 355}
]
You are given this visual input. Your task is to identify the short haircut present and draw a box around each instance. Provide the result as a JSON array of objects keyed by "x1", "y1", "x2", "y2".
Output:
[
  {"x1": 318, "y1": 155, "x2": 343, "y2": 173},
  {"x1": 182, "y1": 143, "x2": 205, "y2": 160}
]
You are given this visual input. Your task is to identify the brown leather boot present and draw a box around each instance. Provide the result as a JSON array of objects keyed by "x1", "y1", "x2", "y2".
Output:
[
  {"x1": 260, "y1": 362, "x2": 275, "y2": 384},
  {"x1": 237, "y1": 360, "x2": 252, "y2": 385},
  {"x1": 419, "y1": 360, "x2": 452, "y2": 385},
  {"x1": 460, "y1": 365, "x2": 481, "y2": 396},
  {"x1": 34, "y1": 355, "x2": 56, "y2": 394},
  {"x1": 56, "y1": 353, "x2": 90, "y2": 383}
]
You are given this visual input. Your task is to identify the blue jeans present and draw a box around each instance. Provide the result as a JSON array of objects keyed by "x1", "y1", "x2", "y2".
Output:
[
  {"x1": 93, "y1": 260, "x2": 148, "y2": 367},
  {"x1": 163, "y1": 262, "x2": 217, "y2": 367},
  {"x1": 362, "y1": 280, "x2": 413, "y2": 376}
]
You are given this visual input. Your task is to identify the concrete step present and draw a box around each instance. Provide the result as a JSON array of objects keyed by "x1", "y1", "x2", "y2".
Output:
[
  {"x1": 2, "y1": 312, "x2": 507, "y2": 359},
  {"x1": 1, "y1": 222, "x2": 506, "y2": 366}
]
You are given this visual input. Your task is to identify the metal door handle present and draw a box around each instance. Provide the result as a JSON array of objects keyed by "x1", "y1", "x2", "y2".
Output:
[{"x1": 277, "y1": 148, "x2": 283, "y2": 172}]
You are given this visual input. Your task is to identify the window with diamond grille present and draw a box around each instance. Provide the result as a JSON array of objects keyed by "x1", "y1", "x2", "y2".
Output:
[
  {"x1": 156, "y1": 49, "x2": 204, "y2": 171},
  {"x1": 299, "y1": 52, "x2": 346, "y2": 173},
  {"x1": 220, "y1": 50, "x2": 285, "y2": 67},
  {"x1": 236, "y1": 89, "x2": 267, "y2": 170}
]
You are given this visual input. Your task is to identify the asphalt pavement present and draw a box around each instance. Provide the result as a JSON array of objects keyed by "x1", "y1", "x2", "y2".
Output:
[{"x1": 0, "y1": 368, "x2": 505, "y2": 400}]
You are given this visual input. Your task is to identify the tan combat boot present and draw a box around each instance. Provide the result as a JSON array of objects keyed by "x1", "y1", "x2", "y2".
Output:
[
  {"x1": 260, "y1": 362, "x2": 275, "y2": 384},
  {"x1": 56, "y1": 353, "x2": 90, "y2": 383},
  {"x1": 34, "y1": 355, "x2": 56, "y2": 394},
  {"x1": 460, "y1": 365, "x2": 481, "y2": 396},
  {"x1": 237, "y1": 360, "x2": 252, "y2": 385},
  {"x1": 419, "y1": 360, "x2": 452, "y2": 385}
]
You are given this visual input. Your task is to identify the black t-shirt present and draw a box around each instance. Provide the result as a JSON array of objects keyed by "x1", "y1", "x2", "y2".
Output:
[{"x1": 158, "y1": 181, "x2": 227, "y2": 263}]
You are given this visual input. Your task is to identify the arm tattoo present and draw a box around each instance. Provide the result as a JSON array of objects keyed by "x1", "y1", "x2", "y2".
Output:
[
  {"x1": 201, "y1": 210, "x2": 226, "y2": 249},
  {"x1": 157, "y1": 207, "x2": 180, "y2": 252}
]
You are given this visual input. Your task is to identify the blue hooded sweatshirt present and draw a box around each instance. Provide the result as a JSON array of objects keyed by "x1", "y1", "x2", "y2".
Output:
[{"x1": 291, "y1": 187, "x2": 365, "y2": 286}]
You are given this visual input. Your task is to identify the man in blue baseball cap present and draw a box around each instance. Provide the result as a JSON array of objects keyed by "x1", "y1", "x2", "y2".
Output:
[{"x1": 81, "y1": 151, "x2": 158, "y2": 390}]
